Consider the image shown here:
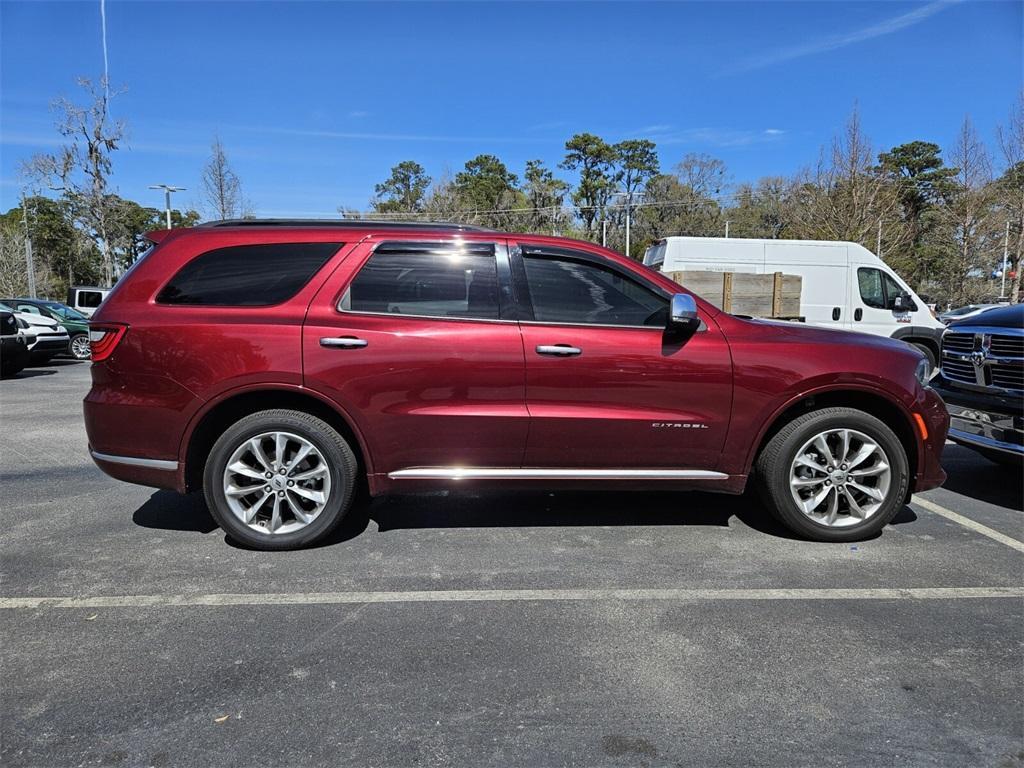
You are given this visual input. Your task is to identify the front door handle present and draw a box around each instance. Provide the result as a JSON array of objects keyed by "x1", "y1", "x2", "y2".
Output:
[
  {"x1": 854, "y1": 308, "x2": 863, "y2": 322},
  {"x1": 320, "y1": 336, "x2": 368, "y2": 349},
  {"x1": 536, "y1": 344, "x2": 582, "y2": 357}
]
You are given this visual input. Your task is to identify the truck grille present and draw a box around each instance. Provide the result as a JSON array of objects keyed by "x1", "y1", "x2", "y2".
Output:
[
  {"x1": 942, "y1": 332, "x2": 975, "y2": 354},
  {"x1": 941, "y1": 330, "x2": 1023, "y2": 391},
  {"x1": 990, "y1": 334, "x2": 1024, "y2": 357}
]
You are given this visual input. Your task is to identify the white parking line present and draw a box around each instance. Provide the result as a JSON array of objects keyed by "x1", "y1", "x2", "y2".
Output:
[
  {"x1": 913, "y1": 496, "x2": 1024, "y2": 553},
  {"x1": 0, "y1": 586, "x2": 1020, "y2": 611}
]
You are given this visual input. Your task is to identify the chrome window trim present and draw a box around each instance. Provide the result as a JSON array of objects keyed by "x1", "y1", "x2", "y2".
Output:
[
  {"x1": 90, "y1": 450, "x2": 178, "y2": 471},
  {"x1": 388, "y1": 468, "x2": 728, "y2": 480},
  {"x1": 335, "y1": 308, "x2": 519, "y2": 326}
]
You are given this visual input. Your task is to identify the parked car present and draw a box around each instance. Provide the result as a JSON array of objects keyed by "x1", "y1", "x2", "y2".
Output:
[
  {"x1": 66, "y1": 285, "x2": 110, "y2": 318},
  {"x1": 84, "y1": 220, "x2": 949, "y2": 550},
  {"x1": 1, "y1": 298, "x2": 91, "y2": 359},
  {"x1": 0, "y1": 302, "x2": 69, "y2": 364},
  {"x1": 0, "y1": 310, "x2": 28, "y2": 377},
  {"x1": 932, "y1": 304, "x2": 1023, "y2": 467},
  {"x1": 937, "y1": 303, "x2": 1005, "y2": 325},
  {"x1": 644, "y1": 237, "x2": 945, "y2": 374}
]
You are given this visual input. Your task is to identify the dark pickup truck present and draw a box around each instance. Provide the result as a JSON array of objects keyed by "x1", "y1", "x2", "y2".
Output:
[{"x1": 932, "y1": 304, "x2": 1023, "y2": 466}]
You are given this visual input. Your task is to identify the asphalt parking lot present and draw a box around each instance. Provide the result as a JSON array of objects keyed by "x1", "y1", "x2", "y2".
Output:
[{"x1": 2, "y1": 361, "x2": 1022, "y2": 768}]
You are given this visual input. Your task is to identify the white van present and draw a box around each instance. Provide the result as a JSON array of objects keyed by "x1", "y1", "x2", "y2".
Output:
[
  {"x1": 66, "y1": 286, "x2": 110, "y2": 318},
  {"x1": 644, "y1": 236, "x2": 945, "y2": 371}
]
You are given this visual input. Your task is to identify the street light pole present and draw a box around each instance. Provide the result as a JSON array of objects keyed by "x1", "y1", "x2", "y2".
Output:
[
  {"x1": 602, "y1": 219, "x2": 609, "y2": 248},
  {"x1": 20, "y1": 195, "x2": 36, "y2": 298},
  {"x1": 1002, "y1": 219, "x2": 1010, "y2": 298},
  {"x1": 149, "y1": 184, "x2": 186, "y2": 229}
]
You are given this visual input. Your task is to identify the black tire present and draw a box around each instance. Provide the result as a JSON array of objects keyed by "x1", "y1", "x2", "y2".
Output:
[
  {"x1": 1, "y1": 360, "x2": 25, "y2": 378},
  {"x1": 754, "y1": 407, "x2": 909, "y2": 542},
  {"x1": 909, "y1": 342, "x2": 937, "y2": 378},
  {"x1": 203, "y1": 409, "x2": 358, "y2": 550}
]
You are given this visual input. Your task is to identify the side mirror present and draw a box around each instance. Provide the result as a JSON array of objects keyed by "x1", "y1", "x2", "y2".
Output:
[{"x1": 668, "y1": 293, "x2": 700, "y2": 337}]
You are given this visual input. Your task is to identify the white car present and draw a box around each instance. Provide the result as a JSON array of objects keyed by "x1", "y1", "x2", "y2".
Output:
[{"x1": 0, "y1": 302, "x2": 70, "y2": 363}]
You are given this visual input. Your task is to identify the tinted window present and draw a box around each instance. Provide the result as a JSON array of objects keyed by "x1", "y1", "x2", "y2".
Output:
[
  {"x1": 857, "y1": 268, "x2": 886, "y2": 309},
  {"x1": 341, "y1": 243, "x2": 499, "y2": 320},
  {"x1": 522, "y1": 253, "x2": 667, "y2": 327},
  {"x1": 78, "y1": 291, "x2": 104, "y2": 308},
  {"x1": 157, "y1": 243, "x2": 340, "y2": 306}
]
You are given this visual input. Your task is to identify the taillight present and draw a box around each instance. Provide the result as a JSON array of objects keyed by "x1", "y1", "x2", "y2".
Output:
[{"x1": 88, "y1": 324, "x2": 128, "y2": 361}]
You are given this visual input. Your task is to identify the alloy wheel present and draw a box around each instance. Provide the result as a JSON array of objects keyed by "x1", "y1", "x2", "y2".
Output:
[
  {"x1": 222, "y1": 431, "x2": 332, "y2": 535},
  {"x1": 71, "y1": 334, "x2": 92, "y2": 360},
  {"x1": 788, "y1": 428, "x2": 892, "y2": 528}
]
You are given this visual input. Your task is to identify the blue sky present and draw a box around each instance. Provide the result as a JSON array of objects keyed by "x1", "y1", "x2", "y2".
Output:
[{"x1": 1, "y1": 0, "x2": 1021, "y2": 217}]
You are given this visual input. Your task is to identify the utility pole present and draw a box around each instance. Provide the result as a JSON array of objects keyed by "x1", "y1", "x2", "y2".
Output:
[
  {"x1": 20, "y1": 195, "x2": 37, "y2": 298},
  {"x1": 725, "y1": 220, "x2": 731, "y2": 239},
  {"x1": 149, "y1": 184, "x2": 186, "y2": 229},
  {"x1": 625, "y1": 191, "x2": 631, "y2": 258},
  {"x1": 1002, "y1": 219, "x2": 1010, "y2": 298},
  {"x1": 876, "y1": 218, "x2": 883, "y2": 258},
  {"x1": 602, "y1": 219, "x2": 609, "y2": 248}
]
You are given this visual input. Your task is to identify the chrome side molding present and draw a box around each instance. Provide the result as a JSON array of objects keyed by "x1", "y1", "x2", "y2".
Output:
[
  {"x1": 387, "y1": 468, "x2": 728, "y2": 480},
  {"x1": 90, "y1": 450, "x2": 178, "y2": 471}
]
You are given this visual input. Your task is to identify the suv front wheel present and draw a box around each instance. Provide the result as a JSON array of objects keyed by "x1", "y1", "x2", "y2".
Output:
[
  {"x1": 203, "y1": 409, "x2": 357, "y2": 550},
  {"x1": 755, "y1": 407, "x2": 909, "y2": 542}
]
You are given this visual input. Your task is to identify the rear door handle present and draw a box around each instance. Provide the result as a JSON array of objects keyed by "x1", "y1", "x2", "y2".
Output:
[
  {"x1": 320, "y1": 336, "x2": 368, "y2": 349},
  {"x1": 536, "y1": 344, "x2": 582, "y2": 357}
]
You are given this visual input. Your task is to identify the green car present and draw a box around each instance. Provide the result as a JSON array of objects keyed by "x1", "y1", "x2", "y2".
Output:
[{"x1": 2, "y1": 298, "x2": 92, "y2": 360}]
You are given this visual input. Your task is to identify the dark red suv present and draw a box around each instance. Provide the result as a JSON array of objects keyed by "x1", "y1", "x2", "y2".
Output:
[{"x1": 85, "y1": 221, "x2": 948, "y2": 549}]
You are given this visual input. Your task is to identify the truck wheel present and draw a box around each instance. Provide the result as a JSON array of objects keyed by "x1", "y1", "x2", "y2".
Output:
[
  {"x1": 909, "y1": 343, "x2": 937, "y2": 378},
  {"x1": 203, "y1": 409, "x2": 357, "y2": 550},
  {"x1": 755, "y1": 407, "x2": 909, "y2": 542}
]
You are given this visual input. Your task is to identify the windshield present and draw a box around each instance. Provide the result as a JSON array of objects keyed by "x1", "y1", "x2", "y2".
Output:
[{"x1": 42, "y1": 301, "x2": 87, "y2": 320}]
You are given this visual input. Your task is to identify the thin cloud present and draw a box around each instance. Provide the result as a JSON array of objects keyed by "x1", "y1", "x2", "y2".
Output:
[
  {"x1": 725, "y1": 0, "x2": 960, "y2": 75},
  {"x1": 348, "y1": 110, "x2": 370, "y2": 119},
  {"x1": 630, "y1": 126, "x2": 787, "y2": 148}
]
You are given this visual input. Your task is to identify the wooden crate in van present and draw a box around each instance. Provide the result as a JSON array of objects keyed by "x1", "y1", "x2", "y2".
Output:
[{"x1": 668, "y1": 271, "x2": 802, "y2": 318}]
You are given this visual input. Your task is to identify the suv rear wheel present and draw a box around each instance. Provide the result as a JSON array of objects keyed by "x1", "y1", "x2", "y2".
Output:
[
  {"x1": 203, "y1": 409, "x2": 357, "y2": 550},
  {"x1": 755, "y1": 407, "x2": 909, "y2": 542}
]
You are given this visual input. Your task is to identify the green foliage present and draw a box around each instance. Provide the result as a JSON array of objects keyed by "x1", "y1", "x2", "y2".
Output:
[
  {"x1": 561, "y1": 133, "x2": 616, "y2": 232},
  {"x1": 373, "y1": 161, "x2": 431, "y2": 214}
]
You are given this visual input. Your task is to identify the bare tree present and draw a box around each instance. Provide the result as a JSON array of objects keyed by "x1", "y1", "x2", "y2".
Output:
[
  {"x1": 941, "y1": 117, "x2": 998, "y2": 304},
  {"x1": 22, "y1": 77, "x2": 124, "y2": 287},
  {"x1": 0, "y1": 222, "x2": 55, "y2": 297},
  {"x1": 787, "y1": 107, "x2": 907, "y2": 255},
  {"x1": 201, "y1": 137, "x2": 243, "y2": 220},
  {"x1": 997, "y1": 92, "x2": 1024, "y2": 303}
]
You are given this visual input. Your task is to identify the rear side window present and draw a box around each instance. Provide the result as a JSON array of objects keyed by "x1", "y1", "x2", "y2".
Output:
[
  {"x1": 340, "y1": 242, "x2": 499, "y2": 320},
  {"x1": 78, "y1": 291, "x2": 104, "y2": 308},
  {"x1": 157, "y1": 243, "x2": 340, "y2": 306},
  {"x1": 522, "y1": 253, "x2": 667, "y2": 327}
]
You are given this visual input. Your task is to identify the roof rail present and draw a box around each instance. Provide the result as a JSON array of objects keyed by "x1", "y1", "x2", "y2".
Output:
[{"x1": 198, "y1": 218, "x2": 495, "y2": 232}]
